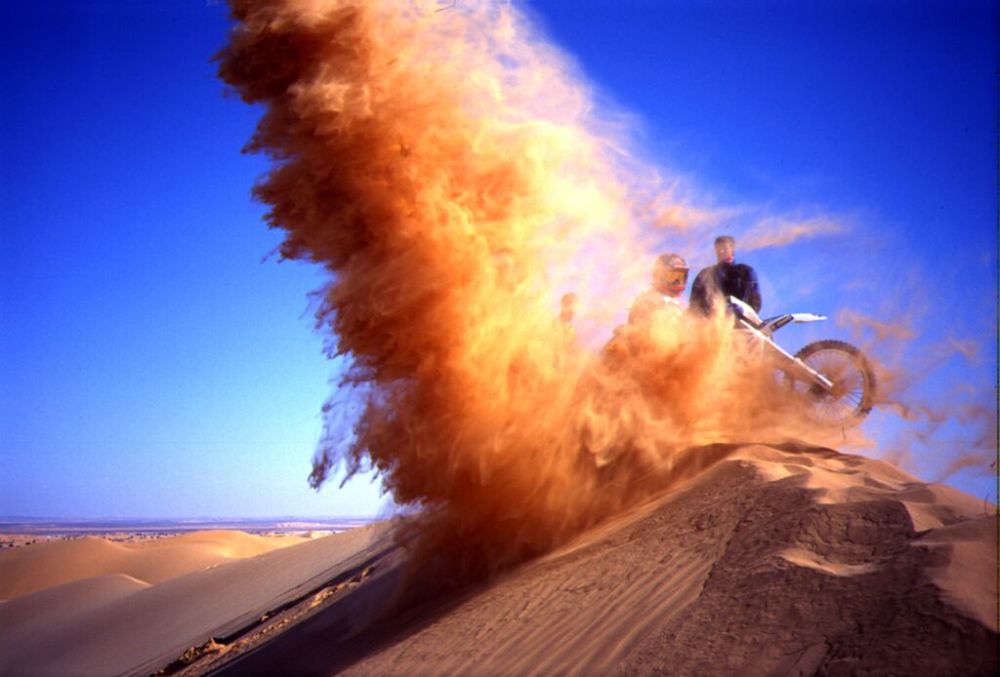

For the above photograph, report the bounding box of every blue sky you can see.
[1,0,996,518]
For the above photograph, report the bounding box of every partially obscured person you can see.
[689,235,761,316]
[560,292,579,325]
[628,253,689,325]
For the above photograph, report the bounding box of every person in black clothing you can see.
[689,235,761,316]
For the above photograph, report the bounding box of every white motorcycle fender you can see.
[790,313,828,323]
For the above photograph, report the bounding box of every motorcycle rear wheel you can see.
[787,340,875,428]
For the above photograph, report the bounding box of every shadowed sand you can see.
[2,445,996,676]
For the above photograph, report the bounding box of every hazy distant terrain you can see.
[0,517,373,536]
[0,518,374,549]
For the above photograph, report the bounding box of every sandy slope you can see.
[3,445,996,676]
[0,525,393,676]
[209,444,997,676]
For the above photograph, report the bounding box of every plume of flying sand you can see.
[837,304,997,492]
[217,0,888,581]
[738,215,846,251]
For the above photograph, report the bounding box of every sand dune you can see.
[0,530,307,600]
[2,445,996,676]
[0,573,150,660]
[0,525,392,676]
[206,444,997,676]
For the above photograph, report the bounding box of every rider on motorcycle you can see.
[689,235,761,316]
[628,253,688,325]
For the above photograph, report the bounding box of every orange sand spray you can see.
[218,0,860,579]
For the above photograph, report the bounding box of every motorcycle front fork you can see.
[734,321,835,392]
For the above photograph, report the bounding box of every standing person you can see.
[689,235,761,316]
[559,291,579,344]
[628,253,689,325]
[560,292,579,325]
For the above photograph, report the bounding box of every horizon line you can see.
[0,515,382,524]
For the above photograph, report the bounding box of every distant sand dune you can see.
[0,530,306,600]
[0,524,391,676]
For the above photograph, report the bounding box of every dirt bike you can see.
[728,296,876,428]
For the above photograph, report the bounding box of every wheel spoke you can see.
[786,342,874,427]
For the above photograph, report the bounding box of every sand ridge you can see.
[208,444,997,676]
[2,445,996,675]
[731,444,998,631]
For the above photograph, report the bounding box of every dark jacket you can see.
[689,262,761,316]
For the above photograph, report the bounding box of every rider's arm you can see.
[628,296,650,324]
[745,266,762,313]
